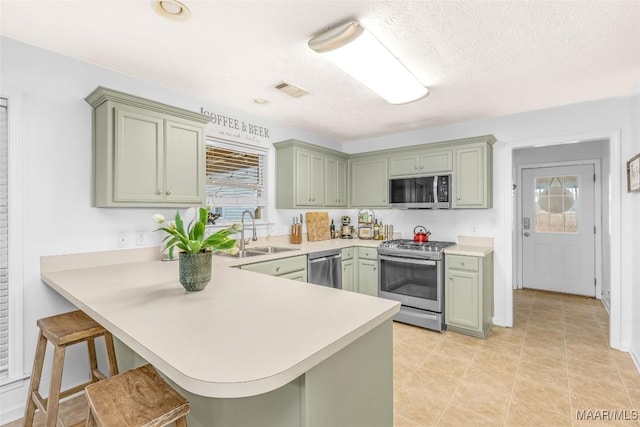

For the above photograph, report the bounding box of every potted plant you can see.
[153,207,241,291]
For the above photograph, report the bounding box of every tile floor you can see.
[393,289,640,426]
[5,289,639,427]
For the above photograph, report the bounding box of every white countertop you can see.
[40,238,399,399]
[444,245,494,257]
[444,235,494,257]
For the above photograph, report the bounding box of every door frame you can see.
[503,130,623,350]
[515,160,602,298]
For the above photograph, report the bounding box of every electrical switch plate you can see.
[136,232,145,246]
[116,232,128,248]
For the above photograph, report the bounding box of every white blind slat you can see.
[205,139,267,223]
[0,98,9,379]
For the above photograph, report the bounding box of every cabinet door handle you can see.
[156,189,163,195]
[449,275,453,279]
[166,190,172,195]
[415,165,418,169]
[420,165,424,169]
[276,266,280,272]
[456,197,461,200]
[460,261,465,266]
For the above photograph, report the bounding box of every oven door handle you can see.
[379,254,437,266]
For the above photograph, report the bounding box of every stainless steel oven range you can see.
[377,239,455,332]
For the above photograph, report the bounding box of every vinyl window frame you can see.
[0,92,25,392]
[205,138,268,226]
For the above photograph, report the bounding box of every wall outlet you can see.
[116,232,128,248]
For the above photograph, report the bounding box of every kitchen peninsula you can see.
[40,243,399,427]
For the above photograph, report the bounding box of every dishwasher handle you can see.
[308,253,342,263]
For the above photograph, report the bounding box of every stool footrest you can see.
[31,391,47,417]
[60,380,95,400]
[92,368,107,381]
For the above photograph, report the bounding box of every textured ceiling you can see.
[1,1,639,142]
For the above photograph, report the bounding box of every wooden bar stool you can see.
[85,364,190,427]
[24,310,119,427]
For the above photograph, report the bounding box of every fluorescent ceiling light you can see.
[308,21,428,105]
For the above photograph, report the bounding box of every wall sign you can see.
[200,108,270,144]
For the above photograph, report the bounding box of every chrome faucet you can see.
[239,210,258,251]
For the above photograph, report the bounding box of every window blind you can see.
[0,98,8,379]
[205,139,267,223]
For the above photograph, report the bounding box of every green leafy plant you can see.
[153,207,240,259]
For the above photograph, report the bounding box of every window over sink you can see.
[205,138,268,224]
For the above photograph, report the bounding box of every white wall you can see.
[630,92,640,371]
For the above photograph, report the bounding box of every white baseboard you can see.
[601,296,610,314]
[630,346,640,374]
[0,404,23,425]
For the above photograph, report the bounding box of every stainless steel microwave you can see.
[389,175,451,209]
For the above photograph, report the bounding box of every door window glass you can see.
[534,175,579,233]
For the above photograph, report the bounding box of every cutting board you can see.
[305,212,331,242]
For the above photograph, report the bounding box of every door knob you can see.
[524,232,530,237]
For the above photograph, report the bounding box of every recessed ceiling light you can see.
[253,98,270,105]
[151,0,191,21]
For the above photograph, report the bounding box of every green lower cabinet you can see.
[445,253,494,338]
[241,255,307,282]
[341,247,356,292]
[342,259,355,292]
[357,260,378,296]
[446,269,480,330]
[356,248,379,297]
[342,247,378,296]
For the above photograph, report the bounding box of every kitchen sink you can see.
[251,246,299,254]
[214,250,265,258]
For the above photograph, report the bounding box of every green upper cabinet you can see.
[275,135,494,210]
[453,138,494,208]
[325,156,348,207]
[389,149,453,177]
[86,87,209,208]
[274,140,347,209]
[350,156,388,208]
[295,148,325,206]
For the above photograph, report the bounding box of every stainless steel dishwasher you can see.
[307,249,342,289]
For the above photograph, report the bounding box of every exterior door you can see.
[522,164,596,296]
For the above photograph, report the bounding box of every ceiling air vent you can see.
[273,81,310,98]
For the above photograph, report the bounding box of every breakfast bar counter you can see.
[40,247,399,427]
